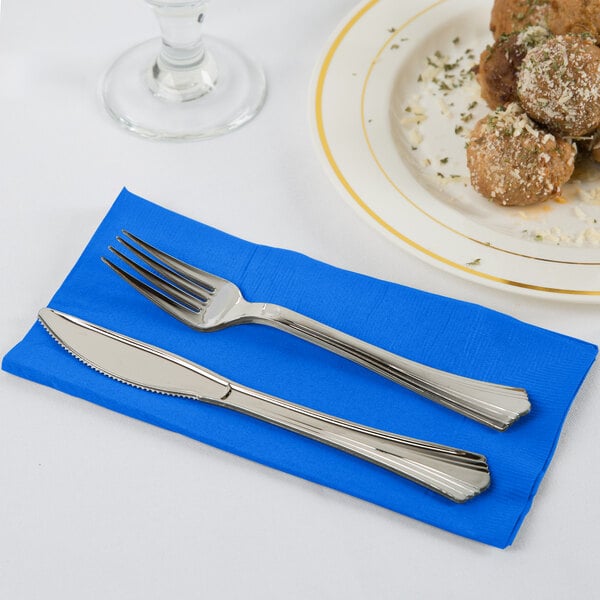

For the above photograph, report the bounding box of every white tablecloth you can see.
[1,1,598,598]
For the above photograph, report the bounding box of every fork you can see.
[102,231,531,431]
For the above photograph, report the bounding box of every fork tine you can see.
[107,247,205,311]
[101,257,201,327]
[122,231,221,293]
[115,236,210,303]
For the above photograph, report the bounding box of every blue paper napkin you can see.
[3,188,597,548]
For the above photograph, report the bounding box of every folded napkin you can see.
[3,188,597,548]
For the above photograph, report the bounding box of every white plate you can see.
[311,0,600,302]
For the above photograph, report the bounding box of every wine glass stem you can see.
[148,1,218,102]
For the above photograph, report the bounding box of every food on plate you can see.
[490,0,600,40]
[477,26,550,109]
[466,3,600,206]
[466,103,576,206]
[490,0,548,38]
[516,34,600,137]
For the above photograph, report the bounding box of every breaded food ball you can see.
[477,26,551,109]
[490,0,600,40]
[517,35,600,137]
[467,103,576,206]
[490,0,550,39]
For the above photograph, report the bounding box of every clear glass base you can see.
[102,36,266,141]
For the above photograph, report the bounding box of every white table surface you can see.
[1,1,599,598]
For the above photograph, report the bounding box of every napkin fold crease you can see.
[3,188,597,548]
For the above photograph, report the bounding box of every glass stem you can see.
[147,1,218,102]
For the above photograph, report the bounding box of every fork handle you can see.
[247,303,531,431]
[222,383,490,502]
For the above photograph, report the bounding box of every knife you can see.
[37,308,491,502]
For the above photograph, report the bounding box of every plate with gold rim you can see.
[310,0,600,302]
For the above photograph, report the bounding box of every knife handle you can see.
[215,383,490,503]
[246,302,530,431]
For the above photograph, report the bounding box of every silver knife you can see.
[38,308,491,502]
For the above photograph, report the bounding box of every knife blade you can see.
[38,308,491,502]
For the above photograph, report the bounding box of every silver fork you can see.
[102,231,531,431]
